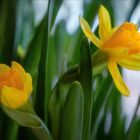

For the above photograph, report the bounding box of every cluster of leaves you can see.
[0,0,140,140]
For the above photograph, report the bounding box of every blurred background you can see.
[19,0,140,129]
[1,0,140,139]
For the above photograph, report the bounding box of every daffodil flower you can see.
[80,5,140,96]
[0,62,32,109]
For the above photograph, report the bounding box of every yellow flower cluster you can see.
[80,5,140,96]
[0,62,32,109]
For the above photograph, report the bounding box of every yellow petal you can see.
[11,62,32,95]
[98,5,111,41]
[103,47,128,57]
[24,73,33,96]
[0,86,28,109]
[110,26,119,36]
[118,54,140,70]
[11,61,26,77]
[11,61,27,86]
[108,59,130,96]
[0,64,10,75]
[103,22,140,50]
[79,16,101,48]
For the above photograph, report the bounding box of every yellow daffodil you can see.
[0,61,32,109]
[80,5,140,96]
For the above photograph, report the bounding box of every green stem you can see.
[6,121,19,140]
[53,50,107,89]
[92,50,107,75]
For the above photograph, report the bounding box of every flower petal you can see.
[0,86,28,109]
[108,59,130,96]
[0,64,10,75]
[24,73,33,96]
[79,16,101,48]
[11,61,27,89]
[98,5,111,41]
[110,26,119,36]
[103,47,128,57]
[103,22,140,50]
[11,61,26,78]
[118,54,140,70]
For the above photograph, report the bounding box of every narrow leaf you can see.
[49,0,63,31]
[60,81,84,140]
[79,38,92,140]
[91,73,113,139]
[23,15,48,105]
[0,0,16,63]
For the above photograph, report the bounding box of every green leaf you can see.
[48,83,70,140]
[23,15,47,105]
[109,88,125,140]
[126,96,140,139]
[3,119,19,140]
[0,108,19,140]
[56,66,80,85]
[126,118,140,140]
[34,14,48,120]
[35,0,53,122]
[53,21,68,75]
[60,81,84,140]
[48,67,79,140]
[2,101,53,140]
[79,38,92,140]
[3,108,40,127]
[83,0,101,25]
[72,0,101,65]
[23,16,47,75]
[91,73,113,139]
[0,0,16,63]
[48,0,63,31]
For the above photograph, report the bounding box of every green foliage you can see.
[0,0,140,140]
[3,101,53,140]
[79,38,92,140]
[60,81,84,140]
[0,0,16,63]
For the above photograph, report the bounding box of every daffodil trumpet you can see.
[80,5,140,96]
[0,61,32,109]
